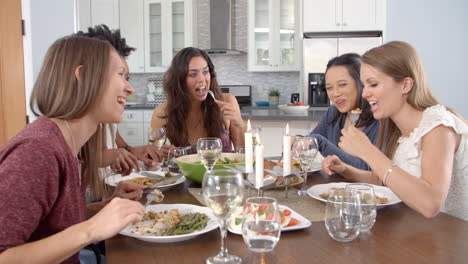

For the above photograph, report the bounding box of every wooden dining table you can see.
[106,170,468,263]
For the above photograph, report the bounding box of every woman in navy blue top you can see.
[309,53,379,170]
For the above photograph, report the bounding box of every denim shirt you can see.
[309,106,380,171]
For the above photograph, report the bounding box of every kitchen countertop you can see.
[124,104,328,121]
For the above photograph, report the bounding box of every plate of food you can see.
[228,204,311,234]
[104,170,186,189]
[307,182,402,208]
[119,204,218,243]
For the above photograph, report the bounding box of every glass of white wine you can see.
[197,137,222,175]
[148,127,167,149]
[203,169,244,264]
[292,136,319,196]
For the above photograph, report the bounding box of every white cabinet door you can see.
[91,0,120,29]
[76,0,119,33]
[303,0,385,32]
[144,0,193,72]
[303,0,339,32]
[121,110,144,123]
[342,0,383,31]
[117,123,144,146]
[248,0,301,72]
[120,0,145,73]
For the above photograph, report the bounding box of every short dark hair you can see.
[76,24,135,58]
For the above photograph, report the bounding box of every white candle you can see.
[255,137,264,189]
[245,120,253,173]
[283,123,291,176]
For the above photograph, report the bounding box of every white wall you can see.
[22,0,75,119]
[385,0,468,117]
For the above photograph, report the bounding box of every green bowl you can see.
[176,153,245,184]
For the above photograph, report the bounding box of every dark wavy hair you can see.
[76,24,135,58]
[325,53,374,128]
[162,47,224,146]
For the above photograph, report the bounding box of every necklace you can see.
[64,119,77,155]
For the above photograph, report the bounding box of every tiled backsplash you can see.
[128,0,301,106]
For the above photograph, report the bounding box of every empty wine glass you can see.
[203,169,244,264]
[242,197,281,253]
[167,147,187,173]
[292,136,319,196]
[197,137,222,175]
[324,188,362,242]
[148,127,166,149]
[346,183,377,232]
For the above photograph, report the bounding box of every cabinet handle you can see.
[336,22,341,26]
[343,22,347,26]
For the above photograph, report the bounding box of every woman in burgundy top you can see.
[0,35,145,263]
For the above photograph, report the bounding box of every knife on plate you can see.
[148,174,183,188]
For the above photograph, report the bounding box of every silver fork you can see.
[207,89,216,100]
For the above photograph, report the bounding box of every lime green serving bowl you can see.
[176,153,245,184]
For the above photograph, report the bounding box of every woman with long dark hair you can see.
[151,47,245,152]
[309,53,379,170]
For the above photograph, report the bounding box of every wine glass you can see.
[148,127,167,149]
[324,188,362,242]
[242,197,281,253]
[292,136,319,196]
[346,183,377,232]
[167,147,187,173]
[203,169,244,264]
[197,137,222,175]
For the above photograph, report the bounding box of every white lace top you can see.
[393,105,468,221]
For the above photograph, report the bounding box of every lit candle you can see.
[245,120,253,173]
[255,134,264,189]
[283,123,291,176]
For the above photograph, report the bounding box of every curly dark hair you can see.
[162,47,225,147]
[76,24,135,58]
[325,53,374,128]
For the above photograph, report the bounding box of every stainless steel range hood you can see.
[206,0,244,55]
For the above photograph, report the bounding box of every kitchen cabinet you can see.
[303,0,386,32]
[144,0,193,72]
[76,0,120,32]
[248,0,301,72]
[76,0,193,73]
[118,110,154,146]
[120,0,145,72]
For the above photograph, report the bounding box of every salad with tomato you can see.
[229,205,299,232]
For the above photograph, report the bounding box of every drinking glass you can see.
[242,197,281,253]
[167,147,187,173]
[292,136,319,196]
[203,169,244,264]
[346,183,377,232]
[324,188,362,242]
[148,127,166,149]
[197,137,222,175]
[251,125,262,146]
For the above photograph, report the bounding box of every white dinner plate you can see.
[119,204,218,243]
[104,170,186,189]
[228,205,312,235]
[307,182,402,208]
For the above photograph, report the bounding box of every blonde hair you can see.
[30,35,112,199]
[362,41,440,158]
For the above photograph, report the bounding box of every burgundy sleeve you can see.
[0,139,60,253]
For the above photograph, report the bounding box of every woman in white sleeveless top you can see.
[322,41,468,221]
